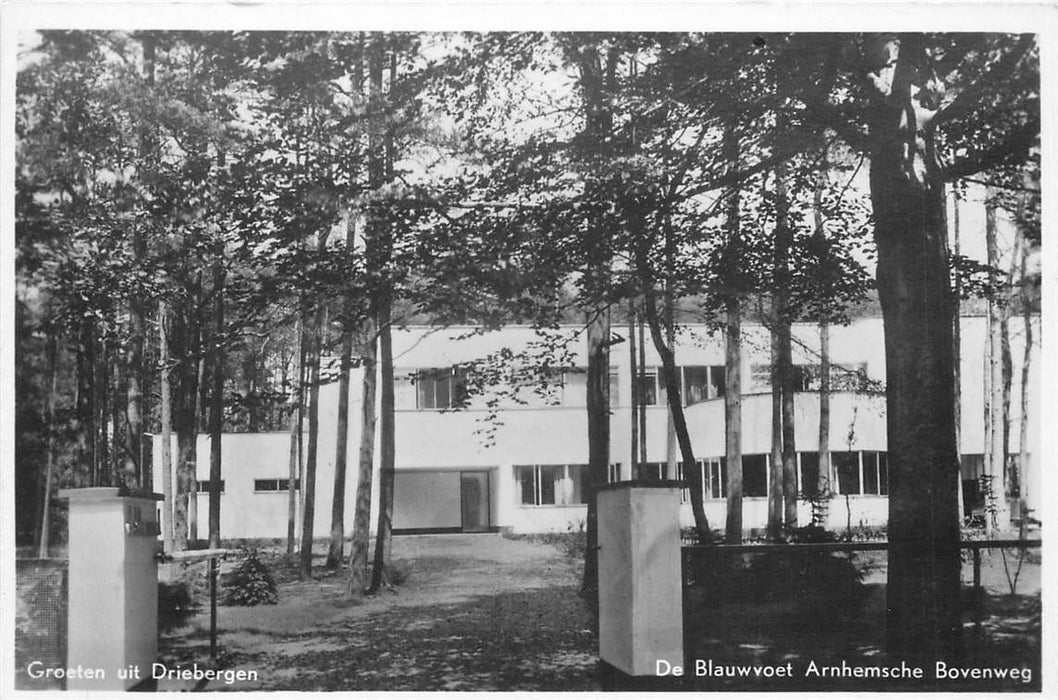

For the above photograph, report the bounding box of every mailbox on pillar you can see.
[59,487,162,691]
[597,481,684,676]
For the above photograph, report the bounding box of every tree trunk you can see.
[189,356,204,544]
[724,298,743,543]
[768,326,783,538]
[348,322,377,596]
[327,319,354,569]
[328,29,365,567]
[207,264,225,549]
[780,330,797,528]
[299,302,326,579]
[637,311,648,468]
[722,127,744,544]
[868,34,961,662]
[368,302,396,593]
[287,316,304,557]
[582,303,610,598]
[573,42,618,601]
[171,309,201,552]
[159,301,175,553]
[983,194,1008,532]
[628,302,639,476]
[951,192,965,522]
[818,322,831,512]
[1017,236,1032,511]
[642,286,710,541]
[38,329,58,558]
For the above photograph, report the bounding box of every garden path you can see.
[157,534,601,691]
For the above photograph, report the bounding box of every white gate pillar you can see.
[597,482,684,676]
[60,487,161,690]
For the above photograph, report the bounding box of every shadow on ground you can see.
[682,585,1041,692]
[161,583,599,691]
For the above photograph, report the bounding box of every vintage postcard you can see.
[2,0,1054,696]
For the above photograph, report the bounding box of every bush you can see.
[747,548,867,612]
[222,550,278,606]
[158,581,199,632]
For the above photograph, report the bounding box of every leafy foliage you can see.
[223,550,279,606]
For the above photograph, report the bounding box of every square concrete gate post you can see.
[597,482,683,676]
[59,487,162,690]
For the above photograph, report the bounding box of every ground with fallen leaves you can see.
[157,534,600,691]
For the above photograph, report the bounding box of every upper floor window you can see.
[633,365,725,407]
[416,367,468,410]
[751,362,870,393]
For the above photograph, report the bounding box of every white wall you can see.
[151,316,1040,538]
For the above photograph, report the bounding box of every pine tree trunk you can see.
[582,303,610,598]
[327,323,354,569]
[38,329,58,558]
[172,311,201,552]
[722,127,743,544]
[724,299,743,543]
[983,194,1008,531]
[368,303,395,593]
[818,322,831,509]
[348,322,377,596]
[628,303,639,476]
[207,264,225,549]
[287,316,304,557]
[299,302,326,579]
[1017,240,1032,511]
[768,324,783,538]
[189,356,204,544]
[159,301,175,553]
[951,193,965,522]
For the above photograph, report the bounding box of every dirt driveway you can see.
[158,534,600,691]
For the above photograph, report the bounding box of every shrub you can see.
[747,548,867,613]
[222,550,278,606]
[158,581,199,632]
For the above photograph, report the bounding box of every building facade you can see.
[152,315,1041,539]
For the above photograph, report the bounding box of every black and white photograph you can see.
[3,1,1052,695]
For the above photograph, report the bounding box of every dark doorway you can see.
[460,471,490,532]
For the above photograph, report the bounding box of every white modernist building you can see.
[152,314,1041,539]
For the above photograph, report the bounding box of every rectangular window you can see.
[416,367,468,410]
[675,462,689,503]
[517,465,589,506]
[636,369,659,406]
[254,478,299,492]
[862,452,888,495]
[567,464,590,504]
[878,453,888,496]
[800,452,820,498]
[560,368,620,406]
[608,462,621,483]
[634,462,665,481]
[863,452,879,494]
[743,455,768,497]
[195,480,225,493]
[683,366,710,405]
[709,366,726,399]
[700,458,726,499]
[834,452,861,495]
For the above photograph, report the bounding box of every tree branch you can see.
[932,34,1037,128]
[939,116,1039,182]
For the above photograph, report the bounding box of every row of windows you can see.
[189,479,302,494]
[633,451,888,499]
[409,364,727,410]
[517,452,887,509]
[749,363,871,394]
